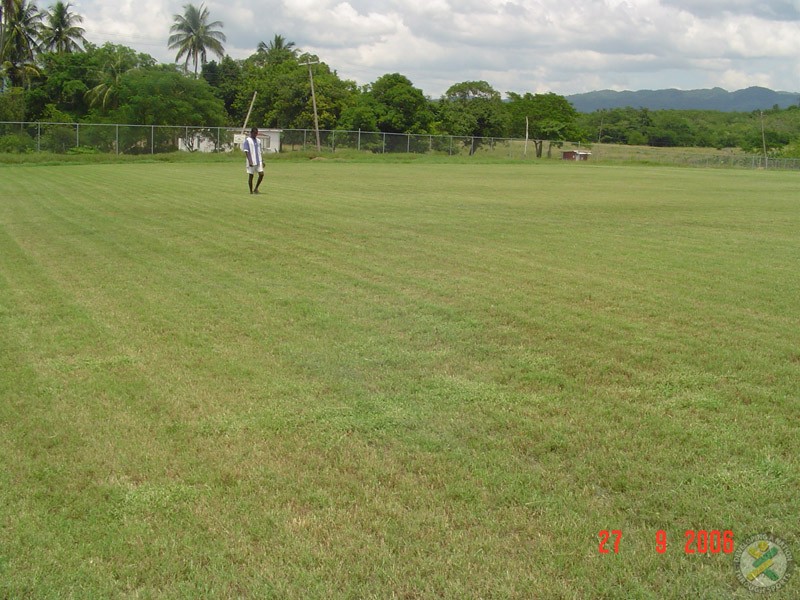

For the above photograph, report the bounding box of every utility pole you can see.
[301,58,322,152]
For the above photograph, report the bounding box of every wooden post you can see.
[524,117,529,157]
[242,91,257,134]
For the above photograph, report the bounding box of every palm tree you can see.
[168,2,225,76]
[257,34,296,55]
[0,0,20,87]
[39,1,85,53]
[1,0,21,62]
[1,0,21,44]
[1,0,18,22]
[1,0,42,87]
[1,0,19,46]
[85,45,134,110]
[256,34,297,64]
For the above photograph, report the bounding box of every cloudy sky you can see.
[71,0,800,97]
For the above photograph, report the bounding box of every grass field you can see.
[1,158,798,598]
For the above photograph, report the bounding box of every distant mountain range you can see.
[565,86,800,113]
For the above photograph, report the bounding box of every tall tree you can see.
[39,1,85,53]
[201,54,242,121]
[1,0,21,57]
[1,0,42,87]
[368,73,433,134]
[337,87,379,132]
[86,43,154,111]
[506,91,580,156]
[234,51,355,130]
[110,65,227,129]
[1,0,20,27]
[439,81,508,152]
[1,0,20,59]
[26,46,94,118]
[256,34,297,63]
[168,2,225,76]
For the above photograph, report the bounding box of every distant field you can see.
[1,160,798,598]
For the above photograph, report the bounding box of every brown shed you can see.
[562,150,591,161]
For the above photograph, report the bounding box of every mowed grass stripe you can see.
[1,161,799,598]
[0,163,552,596]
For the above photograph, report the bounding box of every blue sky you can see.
[71,0,800,97]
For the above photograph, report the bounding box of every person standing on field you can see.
[243,127,264,194]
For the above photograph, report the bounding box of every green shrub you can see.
[67,146,101,155]
[776,139,800,158]
[0,132,35,153]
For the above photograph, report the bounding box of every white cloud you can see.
[663,0,800,20]
[714,68,775,90]
[68,0,800,96]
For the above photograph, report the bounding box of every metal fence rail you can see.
[0,122,235,154]
[281,129,522,156]
[2,121,798,170]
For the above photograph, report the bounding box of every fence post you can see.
[116,124,119,155]
[151,126,154,154]
[37,122,41,152]
[382,133,386,154]
[332,130,335,153]
[76,123,79,150]
[407,134,411,153]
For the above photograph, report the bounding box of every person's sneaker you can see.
[253,189,261,194]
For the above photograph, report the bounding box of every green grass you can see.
[1,159,798,598]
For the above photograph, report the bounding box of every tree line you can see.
[2,1,798,157]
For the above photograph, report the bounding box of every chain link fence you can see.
[0,122,235,154]
[2,121,798,170]
[281,128,586,159]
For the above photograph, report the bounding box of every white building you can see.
[178,128,282,153]
[232,129,282,153]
